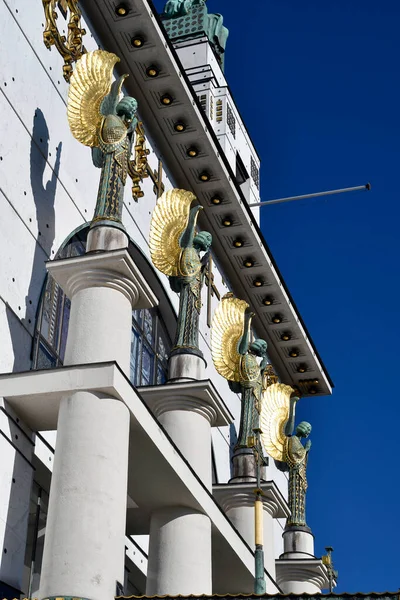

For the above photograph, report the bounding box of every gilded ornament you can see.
[67,50,139,229]
[42,0,86,82]
[128,121,150,201]
[149,189,212,357]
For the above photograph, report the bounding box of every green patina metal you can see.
[169,212,212,358]
[229,320,268,449]
[277,398,312,529]
[161,1,229,69]
[91,94,138,231]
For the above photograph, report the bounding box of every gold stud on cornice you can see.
[146,65,159,77]
[211,195,222,205]
[297,364,307,373]
[263,295,273,306]
[253,278,263,287]
[174,121,186,132]
[243,258,254,268]
[289,349,299,358]
[281,331,291,341]
[115,3,129,16]
[222,216,233,226]
[272,314,282,324]
[161,93,173,105]
[199,171,211,182]
[131,35,144,47]
[187,146,199,157]
[233,238,244,247]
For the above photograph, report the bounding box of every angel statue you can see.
[67,50,138,231]
[149,188,212,357]
[260,382,312,529]
[211,294,268,450]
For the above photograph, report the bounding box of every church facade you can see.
[0,1,334,599]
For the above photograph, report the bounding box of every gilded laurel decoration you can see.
[149,188,197,277]
[42,0,86,82]
[67,50,120,147]
[128,121,150,201]
[260,382,294,462]
[211,293,249,383]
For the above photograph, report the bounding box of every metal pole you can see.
[253,428,266,595]
[248,183,371,208]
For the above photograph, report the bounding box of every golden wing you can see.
[260,382,294,461]
[211,293,249,382]
[149,188,196,277]
[67,50,120,147]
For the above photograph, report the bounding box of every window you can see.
[226,104,236,138]
[32,225,173,386]
[250,156,260,190]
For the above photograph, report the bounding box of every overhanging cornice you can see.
[79,0,333,397]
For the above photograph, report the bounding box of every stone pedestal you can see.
[140,379,232,595]
[38,250,157,600]
[276,525,330,593]
[213,481,289,592]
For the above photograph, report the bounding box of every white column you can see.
[276,528,330,593]
[213,482,289,592]
[146,507,212,596]
[140,380,232,596]
[39,250,157,600]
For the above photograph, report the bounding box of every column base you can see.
[168,351,207,382]
[86,224,128,252]
[229,447,257,482]
[282,525,315,558]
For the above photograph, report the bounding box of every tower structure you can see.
[0,1,334,599]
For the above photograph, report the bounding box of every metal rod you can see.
[248,183,371,208]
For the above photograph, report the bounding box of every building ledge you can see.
[0,362,279,594]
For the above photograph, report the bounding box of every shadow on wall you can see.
[229,422,238,479]
[6,108,61,372]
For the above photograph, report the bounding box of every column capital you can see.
[276,558,330,591]
[213,481,290,518]
[139,379,233,427]
[46,249,158,309]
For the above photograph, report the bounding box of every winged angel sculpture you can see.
[149,189,212,357]
[211,294,268,449]
[260,382,312,528]
[67,50,138,229]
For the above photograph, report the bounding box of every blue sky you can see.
[154,0,400,592]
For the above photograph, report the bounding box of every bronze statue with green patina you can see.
[211,296,268,449]
[149,189,212,358]
[67,50,138,231]
[162,0,229,61]
[261,384,312,529]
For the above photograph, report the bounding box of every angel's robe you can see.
[284,435,309,527]
[91,114,134,228]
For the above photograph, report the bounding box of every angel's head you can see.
[116,96,138,124]
[249,338,268,357]
[193,231,212,252]
[296,421,312,438]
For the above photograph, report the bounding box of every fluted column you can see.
[39,249,157,600]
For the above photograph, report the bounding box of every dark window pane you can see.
[157,362,167,385]
[132,308,143,327]
[143,309,154,344]
[59,297,71,362]
[130,328,141,386]
[36,342,57,370]
[141,342,155,385]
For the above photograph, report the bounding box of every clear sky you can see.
[153,0,400,592]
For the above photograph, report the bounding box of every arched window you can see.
[32,225,174,385]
